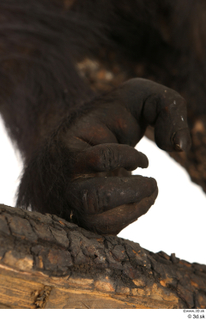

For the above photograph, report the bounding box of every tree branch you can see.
[0,204,205,309]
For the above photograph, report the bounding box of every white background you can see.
[0,116,205,264]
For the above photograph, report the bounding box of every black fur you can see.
[0,0,204,233]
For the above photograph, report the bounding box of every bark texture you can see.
[0,204,206,309]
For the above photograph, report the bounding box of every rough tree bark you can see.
[0,204,206,309]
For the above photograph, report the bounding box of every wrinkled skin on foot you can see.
[17,78,191,235]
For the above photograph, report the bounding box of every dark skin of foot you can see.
[18,78,191,235]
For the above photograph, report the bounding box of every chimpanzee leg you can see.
[0,1,191,235]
